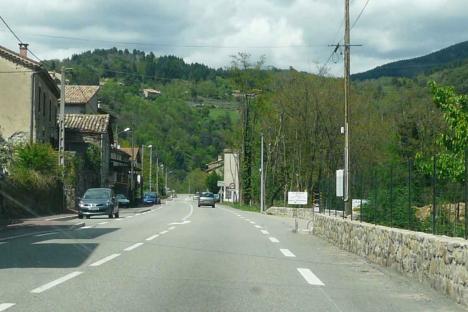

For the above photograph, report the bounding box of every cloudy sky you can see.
[0,0,467,76]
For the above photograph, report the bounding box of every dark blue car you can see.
[143,192,161,205]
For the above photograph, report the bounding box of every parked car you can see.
[198,192,215,208]
[214,194,220,203]
[116,194,130,208]
[78,188,119,219]
[143,192,161,205]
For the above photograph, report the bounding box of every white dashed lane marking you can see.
[146,234,159,241]
[255,225,262,228]
[90,253,121,267]
[260,230,270,235]
[124,243,144,251]
[280,249,296,257]
[31,271,83,293]
[297,268,324,286]
[160,230,168,235]
[269,237,279,243]
[0,303,15,311]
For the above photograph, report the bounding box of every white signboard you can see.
[288,192,308,205]
[217,181,224,187]
[336,169,344,197]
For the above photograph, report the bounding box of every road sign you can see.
[336,169,344,197]
[217,181,224,187]
[288,192,308,205]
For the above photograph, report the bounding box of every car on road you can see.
[78,188,119,219]
[116,194,130,208]
[198,192,215,208]
[143,192,161,205]
[214,193,220,203]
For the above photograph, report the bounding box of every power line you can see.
[351,0,371,30]
[21,32,331,49]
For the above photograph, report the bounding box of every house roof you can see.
[119,147,140,161]
[65,85,100,104]
[0,44,60,97]
[64,114,110,134]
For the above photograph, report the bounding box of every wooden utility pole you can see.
[344,0,351,216]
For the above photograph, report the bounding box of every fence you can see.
[317,152,468,239]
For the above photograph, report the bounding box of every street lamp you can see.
[147,145,153,192]
[115,127,131,148]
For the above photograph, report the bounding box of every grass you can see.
[223,202,260,213]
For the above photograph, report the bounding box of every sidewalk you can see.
[0,213,84,241]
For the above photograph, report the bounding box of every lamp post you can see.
[115,127,130,148]
[148,145,153,192]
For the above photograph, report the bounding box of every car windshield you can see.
[83,189,110,200]
[116,194,126,199]
[201,192,214,198]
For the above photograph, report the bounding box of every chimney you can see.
[19,43,29,58]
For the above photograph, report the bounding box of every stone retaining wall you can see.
[266,207,468,307]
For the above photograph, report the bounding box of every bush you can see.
[8,144,59,189]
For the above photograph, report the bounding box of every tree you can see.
[206,172,221,193]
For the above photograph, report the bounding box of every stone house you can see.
[0,43,60,145]
[223,149,240,203]
[142,88,161,99]
[64,114,114,196]
[65,85,100,114]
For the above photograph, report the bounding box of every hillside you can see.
[352,40,468,80]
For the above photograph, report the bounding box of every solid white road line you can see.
[169,220,191,225]
[280,249,296,257]
[182,204,194,221]
[160,230,168,235]
[97,222,108,225]
[255,225,262,228]
[79,226,93,230]
[146,234,159,241]
[35,232,57,237]
[124,242,144,251]
[31,271,83,293]
[0,303,15,311]
[168,226,176,230]
[297,268,324,286]
[260,230,270,235]
[90,253,121,267]
[269,237,280,243]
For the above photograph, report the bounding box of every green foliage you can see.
[8,144,59,189]
[84,145,101,172]
[186,169,207,193]
[416,82,467,182]
[206,172,221,193]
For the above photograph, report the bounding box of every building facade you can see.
[223,149,240,203]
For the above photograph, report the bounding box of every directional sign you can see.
[217,181,224,187]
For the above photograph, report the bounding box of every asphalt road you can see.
[0,196,465,312]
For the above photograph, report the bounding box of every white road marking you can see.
[127,216,133,218]
[245,219,251,222]
[160,230,168,235]
[280,249,296,257]
[116,218,123,221]
[260,230,270,235]
[255,225,262,228]
[297,268,324,286]
[136,213,141,216]
[250,221,256,224]
[168,226,176,230]
[269,237,280,243]
[169,220,191,225]
[182,204,194,221]
[79,226,93,230]
[124,242,143,251]
[45,215,73,221]
[35,232,57,237]
[146,234,159,241]
[31,271,83,293]
[97,222,108,225]
[0,303,15,311]
[90,253,120,267]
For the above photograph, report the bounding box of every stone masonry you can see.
[266,207,468,307]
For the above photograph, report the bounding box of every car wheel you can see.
[86,215,91,219]
[108,213,113,218]
[78,214,83,219]
[198,204,201,207]
[114,212,119,218]
[212,205,215,208]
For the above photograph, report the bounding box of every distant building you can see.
[142,88,161,99]
[223,149,240,203]
[65,85,100,114]
[119,147,142,202]
[0,43,60,145]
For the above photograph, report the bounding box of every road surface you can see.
[0,196,464,311]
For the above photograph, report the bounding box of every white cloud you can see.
[0,0,466,75]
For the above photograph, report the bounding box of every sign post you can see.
[287,192,308,205]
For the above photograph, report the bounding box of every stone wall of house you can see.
[266,207,468,307]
